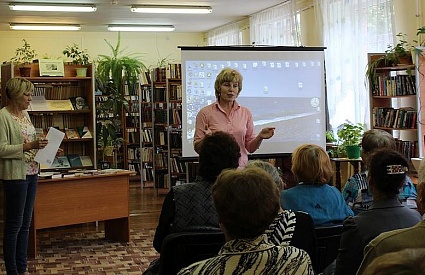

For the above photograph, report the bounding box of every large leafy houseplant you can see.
[95,32,147,165]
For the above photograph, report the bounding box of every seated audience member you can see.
[356,159,425,274]
[178,167,315,275]
[333,149,421,275]
[361,248,425,275]
[246,160,316,260]
[144,131,240,274]
[343,129,417,214]
[281,144,354,225]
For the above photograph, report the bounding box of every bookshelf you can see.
[140,83,154,187]
[368,53,418,160]
[123,82,142,178]
[140,65,184,189]
[1,62,96,170]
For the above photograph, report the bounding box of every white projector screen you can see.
[179,46,327,159]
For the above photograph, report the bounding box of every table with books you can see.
[28,169,135,258]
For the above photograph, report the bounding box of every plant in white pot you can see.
[337,121,365,159]
[62,44,91,77]
[11,39,37,77]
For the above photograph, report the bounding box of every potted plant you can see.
[63,44,91,77]
[95,32,147,168]
[337,121,364,159]
[11,39,37,77]
[366,33,415,89]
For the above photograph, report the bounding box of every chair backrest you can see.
[314,223,344,274]
[159,231,226,275]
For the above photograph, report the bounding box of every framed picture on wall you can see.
[39,59,64,76]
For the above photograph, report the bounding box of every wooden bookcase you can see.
[1,62,96,170]
[368,53,418,160]
[140,65,184,189]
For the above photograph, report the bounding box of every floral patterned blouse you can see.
[11,114,38,175]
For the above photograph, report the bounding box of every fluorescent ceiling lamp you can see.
[10,23,81,31]
[108,25,175,32]
[9,3,97,12]
[131,5,212,14]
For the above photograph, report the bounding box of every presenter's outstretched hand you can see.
[259,127,275,139]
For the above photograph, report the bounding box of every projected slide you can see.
[181,47,326,158]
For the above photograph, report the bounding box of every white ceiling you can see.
[0,0,285,32]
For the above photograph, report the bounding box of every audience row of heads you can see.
[202,130,412,240]
[201,130,410,195]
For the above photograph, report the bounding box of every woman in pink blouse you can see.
[194,68,275,167]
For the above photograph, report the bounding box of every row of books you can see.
[33,82,83,100]
[142,163,154,182]
[41,154,93,169]
[372,74,416,97]
[141,106,152,123]
[123,82,141,96]
[153,87,167,102]
[154,150,168,169]
[169,84,182,101]
[141,128,153,143]
[141,86,152,102]
[141,147,154,162]
[128,161,141,175]
[396,140,418,159]
[372,107,417,129]
[170,156,186,174]
[127,147,140,160]
[126,128,140,144]
[166,64,182,80]
[126,113,140,128]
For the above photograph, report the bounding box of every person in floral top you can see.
[0,77,49,275]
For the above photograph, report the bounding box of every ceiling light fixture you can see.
[9,3,97,12]
[10,23,81,31]
[108,24,175,32]
[131,5,212,14]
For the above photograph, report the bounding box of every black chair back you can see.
[159,230,226,275]
[314,223,344,274]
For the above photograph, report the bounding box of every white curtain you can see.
[207,22,242,46]
[315,0,394,131]
[249,0,301,46]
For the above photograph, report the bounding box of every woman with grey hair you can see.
[246,159,316,263]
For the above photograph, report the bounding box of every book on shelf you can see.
[70,96,89,110]
[79,156,93,167]
[51,156,71,168]
[77,126,92,138]
[67,154,83,167]
[46,100,74,111]
[29,96,48,111]
[65,128,80,139]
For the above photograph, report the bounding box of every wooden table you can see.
[330,158,363,191]
[29,171,133,258]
